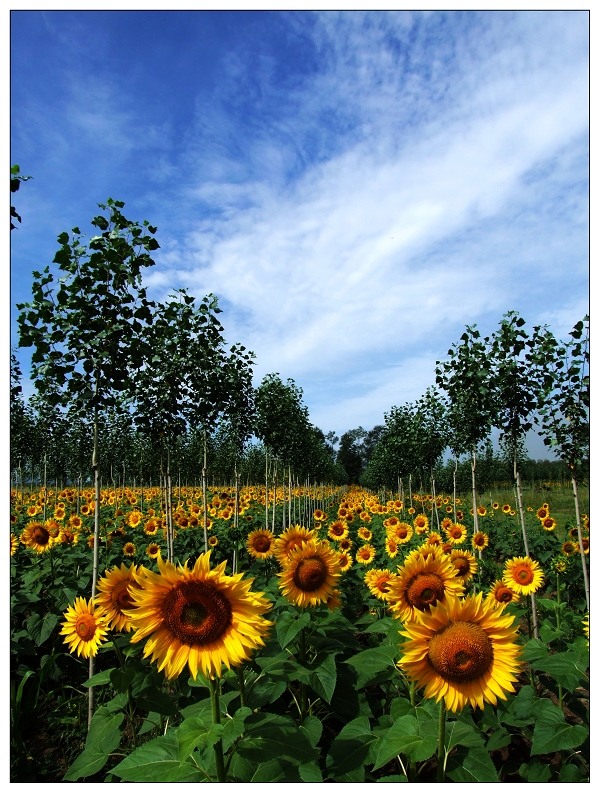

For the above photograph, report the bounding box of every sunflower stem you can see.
[437,701,446,783]
[209,677,226,782]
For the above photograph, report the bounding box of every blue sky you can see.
[9,9,589,457]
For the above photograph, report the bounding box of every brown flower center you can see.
[32,524,51,545]
[406,573,445,610]
[428,621,494,682]
[293,557,328,592]
[112,579,135,612]
[495,586,514,603]
[254,535,271,553]
[163,581,232,646]
[452,557,470,577]
[514,565,534,584]
[76,613,98,641]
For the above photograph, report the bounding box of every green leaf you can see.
[326,716,376,782]
[26,611,59,646]
[176,717,223,761]
[83,668,116,688]
[518,760,552,782]
[530,705,588,755]
[372,715,426,771]
[446,746,499,782]
[110,733,206,782]
[237,713,317,764]
[299,760,323,782]
[275,608,311,649]
[63,708,124,781]
[222,706,252,752]
[308,651,337,703]
[344,644,397,689]
[530,650,589,692]
[445,717,485,751]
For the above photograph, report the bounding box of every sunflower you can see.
[575,537,590,555]
[398,592,522,713]
[144,518,159,536]
[358,526,373,542]
[501,504,511,515]
[385,537,399,559]
[278,540,340,607]
[60,597,110,659]
[449,549,478,583]
[413,514,429,534]
[69,515,83,530]
[486,579,520,608]
[123,542,136,557]
[125,551,272,680]
[146,543,161,560]
[338,536,353,552]
[21,521,53,553]
[313,509,327,524]
[365,568,398,601]
[426,532,443,546]
[384,515,401,530]
[96,563,143,632]
[246,529,275,560]
[208,535,219,548]
[390,522,413,544]
[327,520,349,542]
[503,556,545,596]
[440,517,453,531]
[387,546,464,622]
[10,534,18,556]
[536,506,550,520]
[541,516,557,532]
[445,522,467,545]
[326,590,342,611]
[273,525,316,564]
[337,550,354,573]
[476,506,487,517]
[127,510,143,529]
[27,504,41,517]
[356,544,376,565]
[59,527,80,545]
[471,532,489,552]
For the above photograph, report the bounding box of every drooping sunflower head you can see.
[96,563,143,632]
[273,525,316,564]
[387,546,464,622]
[503,556,545,596]
[10,534,19,556]
[246,528,275,560]
[126,551,272,680]
[60,597,110,659]
[398,592,522,713]
[385,537,399,559]
[278,540,340,608]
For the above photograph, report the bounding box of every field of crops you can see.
[10,481,589,783]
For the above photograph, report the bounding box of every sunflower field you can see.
[11,196,589,782]
[10,482,589,783]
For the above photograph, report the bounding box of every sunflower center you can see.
[76,613,97,641]
[33,525,50,545]
[428,621,494,682]
[452,557,470,577]
[254,536,271,552]
[515,565,534,584]
[293,557,328,592]
[163,581,232,646]
[495,586,514,603]
[112,580,135,612]
[406,573,445,610]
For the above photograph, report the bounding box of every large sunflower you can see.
[503,556,545,596]
[126,551,272,680]
[246,528,275,560]
[278,540,340,607]
[96,563,143,632]
[387,546,464,622]
[21,521,53,553]
[60,597,110,659]
[398,592,522,713]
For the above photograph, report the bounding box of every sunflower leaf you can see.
[110,733,207,781]
[63,707,124,781]
[236,712,318,764]
[325,716,377,781]
[446,746,500,782]
[530,650,589,692]
[344,644,398,689]
[307,652,337,703]
[275,609,311,649]
[530,704,589,755]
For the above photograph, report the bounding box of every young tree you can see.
[17,198,159,724]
